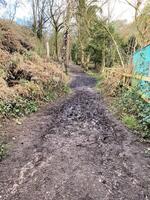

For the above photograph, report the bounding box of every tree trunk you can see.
[32,0,37,33]
[102,24,125,68]
[46,41,50,58]
[81,48,84,68]
[37,18,43,40]
[55,29,59,61]
[64,30,70,74]
[64,0,72,74]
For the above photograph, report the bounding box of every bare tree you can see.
[48,0,64,60]
[3,0,22,23]
[10,0,21,23]
[31,0,49,39]
[99,0,125,68]
[63,0,77,73]
[32,0,38,33]
[124,0,145,46]
[0,0,6,6]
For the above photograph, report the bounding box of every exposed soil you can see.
[5,62,33,87]
[0,65,150,200]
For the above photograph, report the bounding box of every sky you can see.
[0,0,146,24]
[102,0,135,22]
[0,0,32,23]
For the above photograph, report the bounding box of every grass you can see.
[122,114,139,130]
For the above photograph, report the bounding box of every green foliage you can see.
[44,91,56,101]
[137,2,150,45]
[62,84,71,94]
[122,115,139,129]
[71,43,80,64]
[115,87,150,138]
[72,15,126,70]
[75,0,99,68]
[0,81,70,118]
[0,98,38,118]
[73,0,129,69]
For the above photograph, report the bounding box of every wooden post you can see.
[46,41,50,58]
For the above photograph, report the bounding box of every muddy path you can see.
[0,65,150,200]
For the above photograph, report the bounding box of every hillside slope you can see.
[0,20,67,118]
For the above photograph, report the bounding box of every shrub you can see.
[0,98,38,118]
[0,81,70,118]
[114,87,150,138]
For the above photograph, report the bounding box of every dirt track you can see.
[0,65,150,200]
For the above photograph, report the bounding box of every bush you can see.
[0,81,70,118]
[0,98,38,118]
[114,87,150,138]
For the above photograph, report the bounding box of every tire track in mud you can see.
[0,65,150,200]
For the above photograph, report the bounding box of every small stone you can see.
[15,119,22,125]
[102,180,106,184]
[99,178,102,183]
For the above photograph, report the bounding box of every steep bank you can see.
[0,20,68,118]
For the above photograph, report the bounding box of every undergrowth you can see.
[0,98,38,117]
[122,115,139,130]
[0,83,70,118]
[114,87,150,138]
[97,71,150,139]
